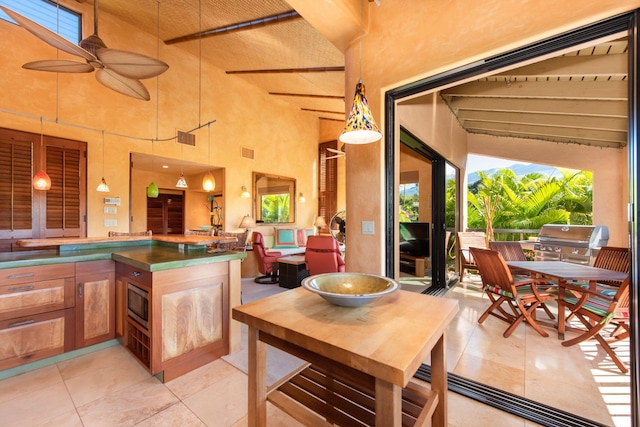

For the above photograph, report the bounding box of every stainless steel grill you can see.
[534,224,609,265]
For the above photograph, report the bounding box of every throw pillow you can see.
[297,228,315,247]
[273,227,298,248]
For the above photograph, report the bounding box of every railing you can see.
[466,228,540,242]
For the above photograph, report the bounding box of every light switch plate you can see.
[104,219,117,227]
[104,206,117,214]
[362,221,375,235]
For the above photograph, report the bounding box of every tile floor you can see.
[0,276,630,427]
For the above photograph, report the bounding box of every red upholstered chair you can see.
[304,236,345,276]
[252,232,282,284]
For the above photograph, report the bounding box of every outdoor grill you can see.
[534,224,609,265]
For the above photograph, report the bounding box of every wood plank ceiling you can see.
[80,1,627,149]
[440,38,628,149]
[86,0,346,123]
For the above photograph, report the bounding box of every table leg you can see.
[557,281,566,340]
[430,334,447,427]
[248,326,267,426]
[375,378,401,426]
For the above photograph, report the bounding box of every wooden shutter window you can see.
[0,138,33,234]
[318,141,338,228]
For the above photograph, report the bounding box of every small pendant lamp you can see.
[96,131,110,192]
[202,123,215,192]
[338,0,382,145]
[33,118,51,191]
[147,140,159,198]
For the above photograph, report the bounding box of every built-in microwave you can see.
[127,283,149,329]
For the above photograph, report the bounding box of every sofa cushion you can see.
[297,228,315,247]
[273,227,298,248]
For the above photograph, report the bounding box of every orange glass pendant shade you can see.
[33,170,51,190]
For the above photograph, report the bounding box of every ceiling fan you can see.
[0,1,169,100]
[326,145,345,160]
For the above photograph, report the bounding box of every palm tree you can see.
[467,168,592,239]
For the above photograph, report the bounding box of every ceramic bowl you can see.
[199,225,213,231]
[301,272,399,307]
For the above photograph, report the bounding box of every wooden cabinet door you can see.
[0,308,74,370]
[75,260,115,349]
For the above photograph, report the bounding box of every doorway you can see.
[384,11,638,426]
[146,191,184,235]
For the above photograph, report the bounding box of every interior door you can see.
[146,192,184,235]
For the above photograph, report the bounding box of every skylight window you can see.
[0,0,81,44]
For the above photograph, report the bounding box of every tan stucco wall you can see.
[0,1,320,238]
[343,0,639,274]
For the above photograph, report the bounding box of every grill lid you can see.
[537,224,609,248]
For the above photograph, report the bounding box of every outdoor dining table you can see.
[232,287,459,427]
[505,261,628,339]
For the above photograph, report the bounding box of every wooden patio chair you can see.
[560,276,630,373]
[489,241,530,276]
[457,231,489,280]
[470,247,555,338]
[591,246,629,287]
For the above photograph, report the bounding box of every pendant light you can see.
[148,2,161,199]
[96,131,110,192]
[147,140,159,198]
[339,0,382,145]
[175,140,188,188]
[33,117,51,191]
[202,123,216,192]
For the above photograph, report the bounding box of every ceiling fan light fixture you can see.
[339,81,381,144]
[33,170,51,191]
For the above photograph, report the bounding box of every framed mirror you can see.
[253,172,296,223]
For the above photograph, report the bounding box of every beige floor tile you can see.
[63,351,152,407]
[0,364,63,404]
[182,369,248,427]
[453,352,525,396]
[33,409,84,427]
[134,402,206,427]
[0,375,76,427]
[165,358,239,400]
[231,402,305,427]
[77,376,179,427]
[57,345,137,381]
[447,392,528,427]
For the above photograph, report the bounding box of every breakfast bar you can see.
[233,287,458,426]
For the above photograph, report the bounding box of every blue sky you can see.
[467,154,528,173]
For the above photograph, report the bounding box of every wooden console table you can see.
[400,253,430,276]
[233,287,458,426]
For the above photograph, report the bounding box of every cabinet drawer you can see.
[0,308,75,370]
[0,264,75,286]
[0,277,75,321]
[120,264,152,286]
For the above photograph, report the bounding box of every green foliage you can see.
[260,194,290,222]
[458,168,592,236]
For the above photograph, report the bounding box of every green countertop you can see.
[0,240,246,271]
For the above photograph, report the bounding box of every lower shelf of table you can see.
[268,364,438,427]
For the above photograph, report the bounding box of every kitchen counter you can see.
[1,236,244,270]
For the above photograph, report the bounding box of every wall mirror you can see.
[253,172,296,223]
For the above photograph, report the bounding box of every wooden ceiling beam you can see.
[446,96,627,117]
[457,110,627,131]
[165,11,302,45]
[442,80,627,100]
[464,121,626,143]
[227,67,344,75]
[490,54,627,79]
[466,128,624,148]
[270,92,345,99]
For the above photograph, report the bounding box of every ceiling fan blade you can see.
[0,6,95,62]
[325,155,343,160]
[326,148,342,154]
[97,48,169,80]
[23,59,95,73]
[95,68,150,100]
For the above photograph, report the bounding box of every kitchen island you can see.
[0,236,244,381]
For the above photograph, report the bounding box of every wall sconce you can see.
[240,186,250,198]
[299,192,306,203]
